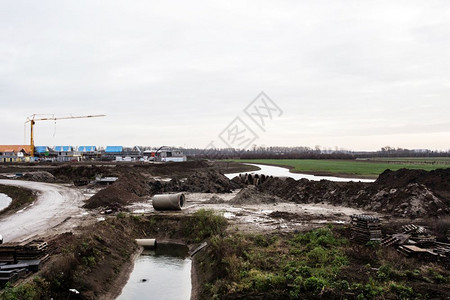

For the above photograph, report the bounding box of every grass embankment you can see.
[230,158,450,178]
[200,226,450,299]
[0,185,36,215]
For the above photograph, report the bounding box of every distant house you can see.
[54,146,80,162]
[0,145,32,162]
[105,146,123,154]
[78,146,99,160]
[35,146,50,157]
[102,146,123,161]
[78,146,97,153]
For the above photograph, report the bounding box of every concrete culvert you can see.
[152,193,185,211]
[135,239,157,248]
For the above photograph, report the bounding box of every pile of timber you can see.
[16,240,48,261]
[350,215,382,244]
[381,224,450,266]
[381,233,410,247]
[0,240,49,286]
[0,240,48,262]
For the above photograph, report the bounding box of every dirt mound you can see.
[182,169,239,193]
[83,172,149,209]
[376,168,450,204]
[229,186,283,205]
[22,171,55,182]
[204,195,225,204]
[376,168,450,190]
[50,165,115,182]
[149,169,240,194]
[132,160,213,177]
[258,169,450,218]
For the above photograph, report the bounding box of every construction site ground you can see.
[0,160,448,299]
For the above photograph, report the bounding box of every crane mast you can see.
[24,114,105,157]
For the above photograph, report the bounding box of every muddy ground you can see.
[0,161,449,299]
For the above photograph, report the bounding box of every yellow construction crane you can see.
[25,114,106,157]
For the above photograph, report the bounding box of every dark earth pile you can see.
[50,165,116,182]
[204,195,225,204]
[229,186,283,205]
[22,171,55,182]
[83,171,149,209]
[131,160,213,177]
[149,169,240,194]
[258,168,450,218]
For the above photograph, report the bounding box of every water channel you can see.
[225,163,375,182]
[117,243,191,300]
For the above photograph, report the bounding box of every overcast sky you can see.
[1,1,449,151]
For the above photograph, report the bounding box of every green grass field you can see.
[230,158,450,178]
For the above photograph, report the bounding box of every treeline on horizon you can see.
[177,146,450,160]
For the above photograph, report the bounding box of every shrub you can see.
[186,209,227,242]
[389,282,413,299]
[303,276,326,292]
[307,246,329,265]
[377,264,392,281]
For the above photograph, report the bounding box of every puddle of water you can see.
[118,243,191,300]
[223,212,235,219]
[225,163,375,183]
[0,193,12,211]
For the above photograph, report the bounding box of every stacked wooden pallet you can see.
[0,240,48,263]
[381,233,410,247]
[350,215,381,243]
[16,240,48,261]
[0,245,17,263]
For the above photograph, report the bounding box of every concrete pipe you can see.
[135,239,157,248]
[152,193,185,211]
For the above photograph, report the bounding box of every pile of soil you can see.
[376,168,450,202]
[50,165,116,182]
[83,171,149,209]
[22,171,55,182]
[229,186,283,205]
[268,211,301,221]
[182,169,240,193]
[131,160,213,177]
[149,169,240,194]
[258,168,450,218]
[204,195,225,204]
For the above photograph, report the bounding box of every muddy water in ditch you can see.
[225,163,375,182]
[0,193,12,211]
[117,243,191,300]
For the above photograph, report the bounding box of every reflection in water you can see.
[0,193,12,211]
[225,163,375,183]
[118,244,191,300]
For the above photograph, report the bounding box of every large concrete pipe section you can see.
[152,193,185,211]
[135,239,157,248]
